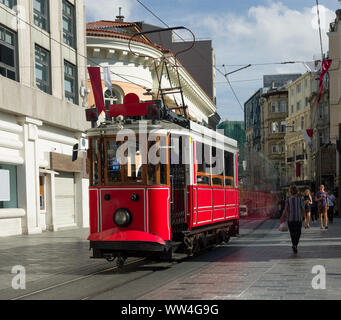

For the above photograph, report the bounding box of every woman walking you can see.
[315,185,329,230]
[280,185,306,254]
[303,189,312,228]
[311,191,317,224]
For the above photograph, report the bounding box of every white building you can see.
[0,0,90,236]
[86,19,217,124]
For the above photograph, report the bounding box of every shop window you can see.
[0,164,18,209]
[39,175,46,211]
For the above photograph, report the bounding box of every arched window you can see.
[104,85,124,112]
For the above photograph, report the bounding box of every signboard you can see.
[0,170,10,201]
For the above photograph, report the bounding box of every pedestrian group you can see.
[280,185,337,254]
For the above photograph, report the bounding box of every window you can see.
[280,121,286,133]
[280,143,285,153]
[280,101,287,113]
[271,102,278,113]
[0,164,18,209]
[64,60,77,104]
[292,121,295,132]
[297,100,301,111]
[104,86,123,111]
[196,141,210,185]
[270,122,279,133]
[224,151,234,187]
[39,176,46,211]
[272,144,278,153]
[0,0,15,9]
[35,45,51,94]
[291,105,294,114]
[0,25,17,81]
[297,83,302,93]
[62,0,76,48]
[33,0,49,32]
[301,116,304,130]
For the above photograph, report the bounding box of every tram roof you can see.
[86,119,238,150]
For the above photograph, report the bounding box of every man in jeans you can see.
[280,185,306,254]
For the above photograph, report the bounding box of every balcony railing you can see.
[296,154,305,161]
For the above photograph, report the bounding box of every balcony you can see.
[296,154,305,161]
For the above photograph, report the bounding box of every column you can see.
[17,117,42,234]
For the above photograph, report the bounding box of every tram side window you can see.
[196,141,210,185]
[107,140,122,183]
[211,146,224,186]
[224,151,234,187]
[90,138,100,186]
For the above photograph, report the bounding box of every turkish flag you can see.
[317,59,332,108]
[87,67,106,115]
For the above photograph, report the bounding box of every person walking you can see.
[315,185,329,230]
[303,189,312,228]
[280,185,306,254]
[310,191,317,224]
[327,190,336,224]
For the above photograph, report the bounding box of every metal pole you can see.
[337,123,341,216]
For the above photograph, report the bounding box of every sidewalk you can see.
[140,217,341,300]
[0,228,108,295]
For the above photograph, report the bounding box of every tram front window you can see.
[126,141,143,183]
[107,140,122,183]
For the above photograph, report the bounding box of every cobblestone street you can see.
[140,218,341,300]
[0,217,340,300]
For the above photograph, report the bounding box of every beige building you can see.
[260,86,288,190]
[285,72,316,191]
[0,0,89,236]
[327,9,341,190]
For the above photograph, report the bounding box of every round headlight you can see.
[113,208,132,227]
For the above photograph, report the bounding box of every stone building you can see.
[260,86,288,190]
[0,0,89,236]
[86,19,217,126]
[285,72,316,192]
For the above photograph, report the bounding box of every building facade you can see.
[285,72,316,191]
[327,10,341,192]
[0,0,89,236]
[86,19,217,126]
[217,120,245,178]
[260,86,288,190]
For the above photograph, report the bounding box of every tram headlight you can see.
[113,208,132,227]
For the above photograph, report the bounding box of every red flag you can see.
[317,59,332,107]
[306,129,314,138]
[296,163,301,178]
[87,67,106,115]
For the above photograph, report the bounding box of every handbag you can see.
[279,221,288,232]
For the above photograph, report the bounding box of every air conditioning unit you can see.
[79,137,88,150]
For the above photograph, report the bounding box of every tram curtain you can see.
[88,67,106,115]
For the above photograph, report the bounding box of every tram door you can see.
[170,135,187,235]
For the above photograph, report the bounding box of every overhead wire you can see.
[136,0,246,113]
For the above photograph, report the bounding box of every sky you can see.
[83,0,341,121]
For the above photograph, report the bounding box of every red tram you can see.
[81,94,240,267]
